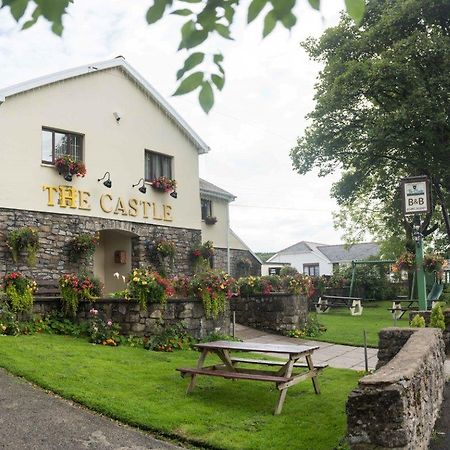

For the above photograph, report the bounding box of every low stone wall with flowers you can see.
[346,327,446,450]
[30,297,231,339]
[230,293,308,333]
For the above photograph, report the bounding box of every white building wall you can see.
[268,252,333,276]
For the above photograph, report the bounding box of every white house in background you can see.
[265,241,380,276]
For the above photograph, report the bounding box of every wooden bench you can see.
[228,357,328,370]
[314,295,363,316]
[34,280,60,300]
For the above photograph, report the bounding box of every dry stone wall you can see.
[30,297,230,339]
[230,293,308,333]
[347,327,446,450]
[213,247,261,278]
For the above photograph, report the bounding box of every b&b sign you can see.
[400,176,431,216]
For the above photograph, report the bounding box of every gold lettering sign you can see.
[43,185,173,222]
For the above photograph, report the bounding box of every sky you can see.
[0,0,348,252]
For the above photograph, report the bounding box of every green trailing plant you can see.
[191,240,214,273]
[189,271,236,319]
[430,304,446,330]
[410,314,426,328]
[59,273,103,317]
[6,227,39,266]
[127,268,174,309]
[152,238,176,276]
[67,233,99,263]
[2,272,37,313]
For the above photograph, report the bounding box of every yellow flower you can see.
[133,277,139,282]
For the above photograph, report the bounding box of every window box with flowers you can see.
[204,216,218,225]
[55,155,86,182]
[150,176,177,194]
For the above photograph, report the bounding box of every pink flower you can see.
[90,308,98,316]
[107,320,113,327]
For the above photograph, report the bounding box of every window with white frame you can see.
[303,263,320,277]
[145,150,172,181]
[41,128,83,164]
[201,198,212,220]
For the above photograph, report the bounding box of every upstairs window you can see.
[201,198,212,220]
[41,128,83,164]
[145,150,172,181]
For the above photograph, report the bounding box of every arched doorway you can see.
[93,229,137,295]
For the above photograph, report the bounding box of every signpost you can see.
[400,176,431,310]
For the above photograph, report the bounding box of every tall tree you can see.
[290,0,450,254]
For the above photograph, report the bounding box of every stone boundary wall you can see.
[230,293,308,333]
[347,328,446,450]
[213,248,261,278]
[408,308,450,354]
[29,297,230,339]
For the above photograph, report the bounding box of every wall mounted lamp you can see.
[98,172,112,188]
[132,178,147,194]
[113,112,121,123]
[170,191,178,199]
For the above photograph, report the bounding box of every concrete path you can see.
[235,324,379,371]
[0,368,184,450]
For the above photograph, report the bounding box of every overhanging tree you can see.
[0,0,366,113]
[290,0,450,253]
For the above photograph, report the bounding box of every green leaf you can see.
[345,0,365,24]
[280,11,296,30]
[211,74,225,91]
[173,71,204,96]
[213,53,224,64]
[262,11,276,38]
[215,23,232,39]
[51,20,63,36]
[247,0,267,24]
[5,0,29,21]
[179,0,201,3]
[176,52,205,80]
[170,8,192,16]
[308,0,320,11]
[223,4,235,24]
[183,29,208,49]
[199,82,214,114]
[146,0,168,25]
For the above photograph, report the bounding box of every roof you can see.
[0,56,210,154]
[229,229,263,264]
[317,243,380,263]
[200,179,236,202]
[266,241,326,262]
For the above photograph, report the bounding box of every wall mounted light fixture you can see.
[170,191,178,199]
[113,112,121,123]
[132,178,146,194]
[98,172,112,188]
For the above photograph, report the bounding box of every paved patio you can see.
[235,324,379,371]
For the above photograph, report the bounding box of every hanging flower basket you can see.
[55,155,86,182]
[392,252,415,272]
[150,176,177,193]
[204,216,217,225]
[423,254,445,273]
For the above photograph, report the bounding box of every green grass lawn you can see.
[0,334,360,450]
[310,301,410,347]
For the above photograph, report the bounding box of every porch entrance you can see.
[93,229,136,294]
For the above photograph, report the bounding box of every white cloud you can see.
[0,0,348,252]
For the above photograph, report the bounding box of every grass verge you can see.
[309,301,410,347]
[0,334,360,450]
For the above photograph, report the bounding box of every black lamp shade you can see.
[64,173,73,182]
[170,191,178,199]
[139,186,147,194]
[103,179,112,188]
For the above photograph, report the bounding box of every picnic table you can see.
[314,295,363,316]
[389,299,419,319]
[176,340,327,415]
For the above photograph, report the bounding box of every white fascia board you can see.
[0,57,210,154]
[200,188,236,202]
[0,95,4,105]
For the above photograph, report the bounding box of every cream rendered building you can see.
[0,57,260,293]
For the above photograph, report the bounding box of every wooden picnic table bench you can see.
[176,340,326,415]
[314,295,363,316]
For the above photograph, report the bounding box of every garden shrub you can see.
[279,266,298,276]
[287,314,326,339]
[87,308,120,346]
[6,227,39,266]
[2,272,37,312]
[144,321,193,352]
[430,304,445,330]
[410,314,426,328]
[0,301,20,335]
